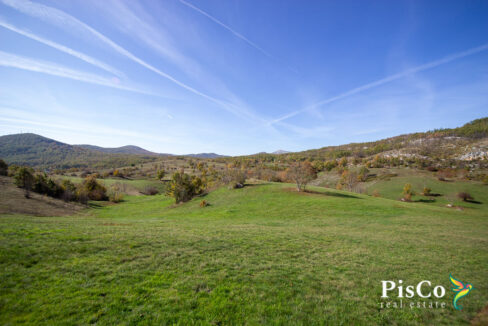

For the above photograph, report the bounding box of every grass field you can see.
[1,182,487,325]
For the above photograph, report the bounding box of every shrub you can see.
[61,179,77,202]
[33,173,63,198]
[14,167,35,198]
[166,172,205,203]
[80,176,107,201]
[7,164,19,177]
[157,169,166,181]
[422,187,432,196]
[107,184,124,203]
[222,168,247,189]
[358,166,369,182]
[109,192,124,203]
[483,175,488,185]
[457,192,473,202]
[0,159,7,176]
[200,200,209,207]
[402,183,415,201]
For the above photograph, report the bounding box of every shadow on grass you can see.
[416,198,436,203]
[304,189,361,199]
[465,200,483,204]
[244,183,272,187]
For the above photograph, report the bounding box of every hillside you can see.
[0,133,159,169]
[240,117,488,162]
[75,144,161,156]
[186,153,226,159]
[0,176,83,216]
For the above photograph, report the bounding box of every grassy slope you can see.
[364,168,488,209]
[0,176,83,216]
[0,183,487,325]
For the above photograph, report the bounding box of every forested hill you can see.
[0,133,160,169]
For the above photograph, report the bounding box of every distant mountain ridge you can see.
[186,153,227,159]
[0,133,226,168]
[75,144,162,156]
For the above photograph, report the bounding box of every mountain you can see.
[186,153,227,159]
[272,150,291,155]
[76,144,161,156]
[0,133,160,169]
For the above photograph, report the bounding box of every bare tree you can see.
[286,161,317,192]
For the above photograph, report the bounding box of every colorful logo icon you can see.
[450,274,474,310]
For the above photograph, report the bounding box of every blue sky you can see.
[0,0,487,155]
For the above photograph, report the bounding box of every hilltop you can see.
[75,144,162,156]
[0,133,160,169]
[240,117,488,162]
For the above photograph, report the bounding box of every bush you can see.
[422,187,432,196]
[166,172,205,203]
[200,200,209,207]
[80,176,107,201]
[402,183,415,201]
[222,168,247,189]
[358,166,369,182]
[0,159,7,176]
[33,173,63,198]
[107,184,124,203]
[157,169,166,181]
[109,192,124,203]
[457,192,474,202]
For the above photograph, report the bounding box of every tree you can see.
[457,192,473,202]
[157,169,166,181]
[0,159,7,176]
[14,167,34,198]
[80,176,107,201]
[221,168,246,189]
[286,161,317,192]
[358,166,370,182]
[166,172,205,203]
[338,170,359,192]
[338,157,348,168]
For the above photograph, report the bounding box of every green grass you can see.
[1,183,487,325]
[364,169,488,209]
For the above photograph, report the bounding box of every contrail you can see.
[0,0,258,121]
[178,0,273,59]
[270,43,488,125]
[0,18,124,78]
[0,51,155,96]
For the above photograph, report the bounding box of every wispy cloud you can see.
[270,43,488,125]
[0,0,260,122]
[0,51,155,95]
[0,18,124,78]
[178,0,273,59]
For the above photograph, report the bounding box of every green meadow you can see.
[1,183,487,325]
